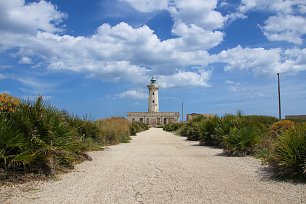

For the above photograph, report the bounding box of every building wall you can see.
[187,113,216,121]
[128,112,180,127]
[285,115,306,120]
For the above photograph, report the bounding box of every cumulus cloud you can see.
[0,0,66,34]
[0,7,214,86]
[216,46,281,73]
[122,0,226,47]
[123,0,227,30]
[120,0,168,12]
[238,0,305,14]
[236,0,306,45]
[0,0,306,92]
[19,56,33,64]
[169,0,226,30]
[116,89,148,100]
[171,22,224,50]
[261,14,306,45]
[158,70,211,88]
[215,46,306,74]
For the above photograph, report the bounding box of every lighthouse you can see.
[147,76,159,113]
[127,76,179,127]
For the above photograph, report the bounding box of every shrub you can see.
[215,114,241,139]
[244,115,278,126]
[0,96,89,175]
[130,122,149,136]
[0,93,20,113]
[180,121,202,141]
[270,120,295,138]
[268,123,306,180]
[163,123,183,132]
[222,124,260,156]
[198,117,221,146]
[218,114,263,156]
[95,118,131,144]
[1,95,148,177]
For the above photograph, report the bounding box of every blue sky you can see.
[0,0,306,120]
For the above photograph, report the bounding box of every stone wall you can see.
[128,112,180,127]
[285,115,306,120]
[187,113,216,121]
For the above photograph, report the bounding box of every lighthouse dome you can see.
[150,76,157,84]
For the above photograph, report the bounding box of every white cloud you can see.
[19,56,32,64]
[236,0,306,45]
[216,46,281,73]
[238,0,304,14]
[0,13,215,86]
[0,0,306,91]
[171,22,223,50]
[0,0,66,34]
[169,0,226,30]
[215,46,306,74]
[120,0,168,12]
[0,74,6,79]
[122,0,227,32]
[261,14,306,45]
[158,70,211,88]
[116,89,148,100]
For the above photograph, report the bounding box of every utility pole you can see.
[181,102,184,122]
[277,73,282,120]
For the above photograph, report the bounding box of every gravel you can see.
[1,128,305,204]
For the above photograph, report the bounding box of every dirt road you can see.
[1,128,305,203]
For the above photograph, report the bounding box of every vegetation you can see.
[164,112,305,180]
[163,123,183,132]
[95,118,131,144]
[130,122,149,136]
[0,94,147,178]
[268,123,306,180]
[270,120,295,138]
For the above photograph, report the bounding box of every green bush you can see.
[215,114,241,139]
[268,123,306,180]
[0,97,90,175]
[0,95,140,177]
[219,113,268,156]
[180,116,215,141]
[130,122,149,136]
[244,115,278,126]
[163,123,183,132]
[222,124,260,156]
[179,121,201,141]
[198,117,221,146]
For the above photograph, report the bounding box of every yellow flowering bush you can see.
[0,93,20,112]
[270,120,295,138]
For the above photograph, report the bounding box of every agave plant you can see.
[222,125,259,156]
[0,96,90,174]
[269,123,306,180]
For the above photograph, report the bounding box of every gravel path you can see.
[1,128,305,204]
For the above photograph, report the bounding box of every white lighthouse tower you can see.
[147,76,159,113]
[127,76,179,127]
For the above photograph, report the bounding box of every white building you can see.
[128,77,180,127]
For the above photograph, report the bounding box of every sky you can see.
[0,0,306,120]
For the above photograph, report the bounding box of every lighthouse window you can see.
[153,92,154,95]
[153,100,155,103]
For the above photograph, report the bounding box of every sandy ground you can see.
[0,128,305,204]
